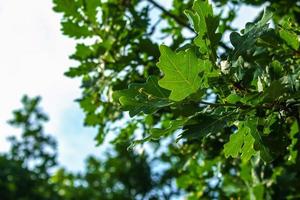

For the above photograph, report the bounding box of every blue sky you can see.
[0,0,261,172]
[0,0,101,171]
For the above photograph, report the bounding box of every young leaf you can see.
[113,76,171,117]
[224,128,245,158]
[157,45,211,101]
[241,133,256,161]
[185,0,221,60]
[224,123,256,162]
[279,29,299,50]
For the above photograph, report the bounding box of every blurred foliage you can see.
[0,96,180,199]
[0,96,59,200]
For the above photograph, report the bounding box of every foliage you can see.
[52,0,300,199]
[0,96,59,200]
[0,96,179,199]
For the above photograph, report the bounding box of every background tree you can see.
[0,96,179,199]
[0,96,60,200]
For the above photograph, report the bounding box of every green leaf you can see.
[224,123,256,161]
[241,133,256,161]
[230,10,273,60]
[150,119,187,140]
[113,76,171,117]
[287,120,299,164]
[157,45,211,101]
[84,0,101,23]
[263,80,286,102]
[250,184,264,200]
[64,62,95,77]
[185,0,221,60]
[61,21,93,39]
[279,29,299,50]
[226,94,241,104]
[240,163,252,183]
[53,0,82,18]
[129,119,187,149]
[270,60,283,80]
[185,0,212,37]
[179,113,227,141]
[70,44,94,60]
[224,128,245,158]
[247,120,273,162]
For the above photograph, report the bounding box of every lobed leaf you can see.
[113,76,171,117]
[224,123,257,162]
[185,0,221,60]
[157,45,211,101]
[230,10,273,60]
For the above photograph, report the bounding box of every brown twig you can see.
[145,0,194,32]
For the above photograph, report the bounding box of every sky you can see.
[0,0,260,172]
[0,0,101,172]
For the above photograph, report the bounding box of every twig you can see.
[145,0,194,32]
[199,101,252,109]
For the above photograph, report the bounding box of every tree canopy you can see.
[52,0,300,198]
[1,0,300,199]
